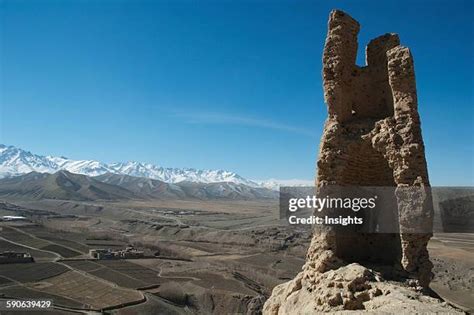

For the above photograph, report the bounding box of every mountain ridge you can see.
[0,170,278,201]
[95,172,277,200]
[0,170,137,201]
[0,144,311,190]
[0,144,258,187]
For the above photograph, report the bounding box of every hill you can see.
[0,171,277,201]
[0,171,137,201]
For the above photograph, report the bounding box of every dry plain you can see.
[0,196,472,314]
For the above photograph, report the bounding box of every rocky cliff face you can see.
[263,10,461,314]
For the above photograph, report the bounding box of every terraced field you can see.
[96,260,161,284]
[0,285,85,309]
[1,226,51,248]
[188,272,256,295]
[0,226,83,258]
[28,270,144,310]
[0,262,68,283]
[14,225,90,253]
[90,268,150,289]
[41,244,82,258]
[63,260,162,289]
[61,260,102,272]
[42,237,90,253]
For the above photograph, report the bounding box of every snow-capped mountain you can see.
[255,179,315,191]
[0,144,312,189]
[0,144,259,187]
[0,144,57,177]
[109,161,257,186]
[48,156,116,177]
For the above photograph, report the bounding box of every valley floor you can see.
[0,198,472,314]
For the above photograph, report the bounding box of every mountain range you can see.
[0,170,277,201]
[0,144,260,186]
[0,144,312,191]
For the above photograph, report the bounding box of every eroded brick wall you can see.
[313,9,433,288]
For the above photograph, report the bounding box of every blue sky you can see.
[0,0,473,185]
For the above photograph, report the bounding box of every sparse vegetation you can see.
[0,195,471,313]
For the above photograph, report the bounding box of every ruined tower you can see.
[311,9,433,288]
[263,10,440,314]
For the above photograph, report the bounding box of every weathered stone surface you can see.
[263,9,458,314]
[263,263,461,314]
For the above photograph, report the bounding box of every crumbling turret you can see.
[315,9,433,287]
[263,10,447,314]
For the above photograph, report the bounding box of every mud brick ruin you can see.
[312,9,434,286]
[263,10,440,314]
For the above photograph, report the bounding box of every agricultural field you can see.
[0,226,51,248]
[0,285,85,309]
[28,270,144,310]
[15,225,90,253]
[41,236,90,253]
[89,268,151,289]
[0,262,68,283]
[96,260,161,284]
[185,272,256,295]
[63,260,162,289]
[41,244,82,258]
[0,199,335,313]
[0,239,57,262]
[0,225,84,258]
[61,260,102,272]
[0,276,13,287]
[64,260,155,289]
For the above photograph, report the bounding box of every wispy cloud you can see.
[170,110,316,137]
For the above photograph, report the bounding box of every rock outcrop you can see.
[264,262,461,314]
[263,10,461,314]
